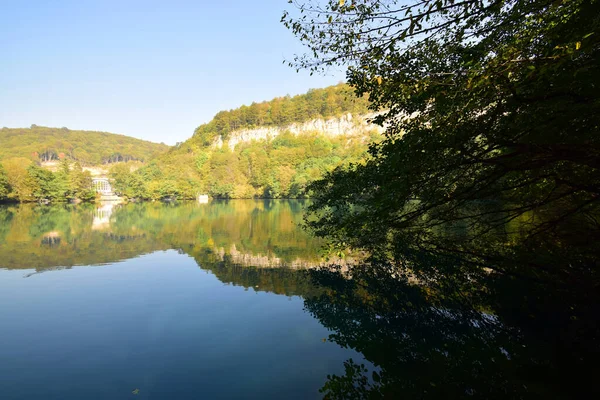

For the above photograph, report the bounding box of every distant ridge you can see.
[192,83,371,146]
[0,125,170,166]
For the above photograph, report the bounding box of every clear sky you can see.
[0,0,344,144]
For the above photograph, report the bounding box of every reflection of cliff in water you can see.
[208,243,352,270]
[0,200,336,272]
[196,255,320,297]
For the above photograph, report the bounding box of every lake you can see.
[0,200,362,400]
[2,200,591,399]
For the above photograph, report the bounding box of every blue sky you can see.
[0,0,344,144]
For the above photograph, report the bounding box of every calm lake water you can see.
[0,200,362,400]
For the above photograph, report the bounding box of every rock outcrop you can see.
[214,113,383,151]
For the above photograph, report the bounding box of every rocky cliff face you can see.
[214,113,383,151]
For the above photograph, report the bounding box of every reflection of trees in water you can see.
[0,208,13,243]
[305,260,599,399]
[0,202,324,297]
[0,200,328,270]
[2,203,594,397]
[108,200,325,263]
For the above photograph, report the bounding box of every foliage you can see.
[285,0,600,286]
[111,131,378,200]
[0,158,95,202]
[192,83,370,145]
[283,1,600,397]
[69,162,95,201]
[94,83,379,201]
[1,157,36,202]
[0,164,13,200]
[0,125,169,165]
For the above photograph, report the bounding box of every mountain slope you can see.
[113,83,382,199]
[0,125,170,165]
[192,83,371,146]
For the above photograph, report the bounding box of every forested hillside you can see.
[0,125,169,165]
[0,84,377,203]
[193,83,370,145]
[108,84,379,200]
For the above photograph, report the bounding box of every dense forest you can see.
[192,83,371,145]
[0,158,95,203]
[0,125,169,165]
[110,130,379,200]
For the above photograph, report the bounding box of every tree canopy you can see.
[284,1,599,396]
[110,130,379,200]
[192,83,370,145]
[0,164,11,199]
[0,157,95,203]
[284,0,600,285]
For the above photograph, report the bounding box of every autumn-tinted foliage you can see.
[0,158,95,202]
[112,130,379,200]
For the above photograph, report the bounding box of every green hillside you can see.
[0,125,170,165]
[109,83,379,200]
[0,84,377,202]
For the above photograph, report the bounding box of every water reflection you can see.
[305,258,599,399]
[0,250,356,400]
[0,201,344,297]
[92,202,115,230]
[0,200,341,272]
[41,231,61,247]
[2,201,595,398]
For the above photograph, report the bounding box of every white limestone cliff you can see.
[213,113,383,151]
